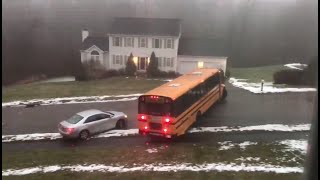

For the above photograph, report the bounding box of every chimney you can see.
[82,29,89,42]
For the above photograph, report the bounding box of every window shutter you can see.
[131,38,134,47]
[138,38,141,48]
[145,38,148,48]
[172,39,174,49]
[112,55,115,64]
[120,56,123,65]
[159,39,162,48]
[171,58,174,67]
[164,39,167,49]
[152,38,155,48]
[112,37,115,46]
[120,37,122,47]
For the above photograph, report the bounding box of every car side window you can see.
[99,113,110,119]
[84,115,99,123]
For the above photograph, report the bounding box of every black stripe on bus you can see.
[172,87,219,125]
[175,90,219,129]
[173,88,220,128]
[176,91,219,129]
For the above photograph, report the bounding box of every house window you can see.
[112,55,124,65]
[125,37,134,47]
[165,39,173,49]
[113,37,122,47]
[91,50,100,61]
[139,37,147,48]
[166,58,171,67]
[152,38,162,48]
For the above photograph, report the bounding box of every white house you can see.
[80,17,228,74]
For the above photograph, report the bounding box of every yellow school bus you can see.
[137,68,227,138]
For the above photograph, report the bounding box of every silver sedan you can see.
[58,109,128,140]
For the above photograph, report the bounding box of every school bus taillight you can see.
[163,128,168,133]
[144,125,148,130]
[163,117,173,124]
[137,114,147,121]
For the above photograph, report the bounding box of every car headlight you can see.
[124,115,127,118]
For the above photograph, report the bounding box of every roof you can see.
[178,37,229,57]
[81,36,109,51]
[143,68,220,100]
[77,109,104,117]
[110,17,181,36]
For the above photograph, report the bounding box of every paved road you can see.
[2,83,316,135]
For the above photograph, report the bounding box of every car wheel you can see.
[116,119,126,129]
[79,130,89,140]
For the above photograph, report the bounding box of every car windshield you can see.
[66,114,84,124]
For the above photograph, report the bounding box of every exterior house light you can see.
[133,57,138,65]
[198,61,204,68]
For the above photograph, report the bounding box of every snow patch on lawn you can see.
[218,141,235,150]
[2,163,303,176]
[188,124,311,133]
[2,94,143,107]
[2,129,139,142]
[40,76,75,83]
[217,139,307,154]
[235,157,261,162]
[95,129,139,138]
[279,139,308,154]
[2,124,310,143]
[284,63,308,70]
[229,78,316,94]
[239,142,258,150]
[2,133,62,142]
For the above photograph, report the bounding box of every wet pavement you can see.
[2,83,316,150]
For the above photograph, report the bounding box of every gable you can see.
[81,36,109,51]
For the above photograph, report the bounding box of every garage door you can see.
[178,61,198,74]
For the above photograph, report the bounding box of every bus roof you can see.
[143,68,220,100]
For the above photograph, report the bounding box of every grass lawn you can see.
[2,142,304,170]
[2,142,304,179]
[230,65,287,82]
[2,77,166,102]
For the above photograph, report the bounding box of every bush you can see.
[146,52,159,77]
[102,69,119,78]
[118,68,126,76]
[273,69,304,85]
[302,56,317,86]
[273,56,317,86]
[125,53,137,76]
[167,71,181,78]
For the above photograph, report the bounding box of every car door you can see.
[97,113,113,132]
[107,113,119,129]
[83,115,104,134]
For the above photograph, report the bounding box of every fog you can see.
[2,0,318,85]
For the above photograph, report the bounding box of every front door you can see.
[138,57,148,70]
